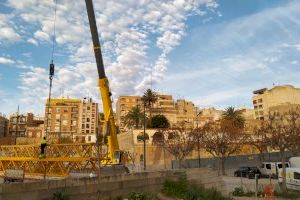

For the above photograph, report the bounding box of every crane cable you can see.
[51,0,58,64]
[45,0,58,139]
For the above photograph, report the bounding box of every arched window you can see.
[137,132,149,142]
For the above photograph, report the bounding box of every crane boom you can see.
[85,0,120,163]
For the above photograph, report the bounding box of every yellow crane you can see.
[85,0,124,164]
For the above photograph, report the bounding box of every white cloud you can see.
[27,38,38,46]
[34,30,50,41]
[0,14,21,42]
[0,56,15,64]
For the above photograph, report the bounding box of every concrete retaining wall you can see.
[172,152,294,174]
[0,170,184,200]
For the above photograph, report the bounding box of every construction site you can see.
[1,0,300,200]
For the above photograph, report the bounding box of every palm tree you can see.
[222,106,245,128]
[122,106,144,128]
[141,89,157,127]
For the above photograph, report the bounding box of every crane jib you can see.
[85,0,106,79]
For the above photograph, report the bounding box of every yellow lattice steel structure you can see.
[0,143,106,177]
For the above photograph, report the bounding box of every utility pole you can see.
[143,101,146,171]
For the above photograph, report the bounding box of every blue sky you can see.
[0,0,300,116]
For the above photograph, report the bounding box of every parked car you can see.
[234,167,252,177]
[247,167,262,179]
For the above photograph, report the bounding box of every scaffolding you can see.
[0,143,106,177]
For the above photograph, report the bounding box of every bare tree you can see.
[265,109,300,192]
[248,123,269,163]
[201,119,247,175]
[159,124,196,168]
[286,109,300,156]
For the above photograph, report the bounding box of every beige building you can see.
[196,107,223,127]
[44,98,98,143]
[252,85,300,120]
[116,96,141,128]
[116,94,199,129]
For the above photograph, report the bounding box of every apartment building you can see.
[116,96,141,128]
[252,85,300,120]
[77,98,98,143]
[44,98,98,143]
[0,114,9,137]
[116,94,199,129]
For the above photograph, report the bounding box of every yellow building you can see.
[252,85,300,120]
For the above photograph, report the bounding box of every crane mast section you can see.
[85,0,119,160]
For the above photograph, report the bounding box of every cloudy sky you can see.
[0,0,300,116]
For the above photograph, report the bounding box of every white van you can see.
[259,162,290,178]
[290,157,300,168]
[278,167,300,191]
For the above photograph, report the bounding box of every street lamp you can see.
[196,109,202,168]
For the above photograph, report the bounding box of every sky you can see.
[0,0,300,116]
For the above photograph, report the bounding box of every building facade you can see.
[44,98,98,143]
[77,98,98,143]
[0,114,9,137]
[252,85,300,120]
[8,114,27,137]
[116,94,200,129]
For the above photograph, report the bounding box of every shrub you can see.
[274,190,300,199]
[163,178,232,200]
[52,191,69,200]
[128,192,147,200]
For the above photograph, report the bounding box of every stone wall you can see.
[0,170,184,200]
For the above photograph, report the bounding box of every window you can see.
[62,120,68,125]
[56,114,60,119]
[259,105,263,108]
[266,164,271,169]
[72,121,77,126]
[82,124,85,129]
[86,124,90,128]
[87,118,90,122]
[278,164,282,169]
[285,163,289,168]
[258,99,262,103]
[295,172,300,180]
[88,136,91,141]
[87,106,90,110]
[56,108,61,112]
[86,130,89,133]
[254,106,258,109]
[64,108,68,112]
